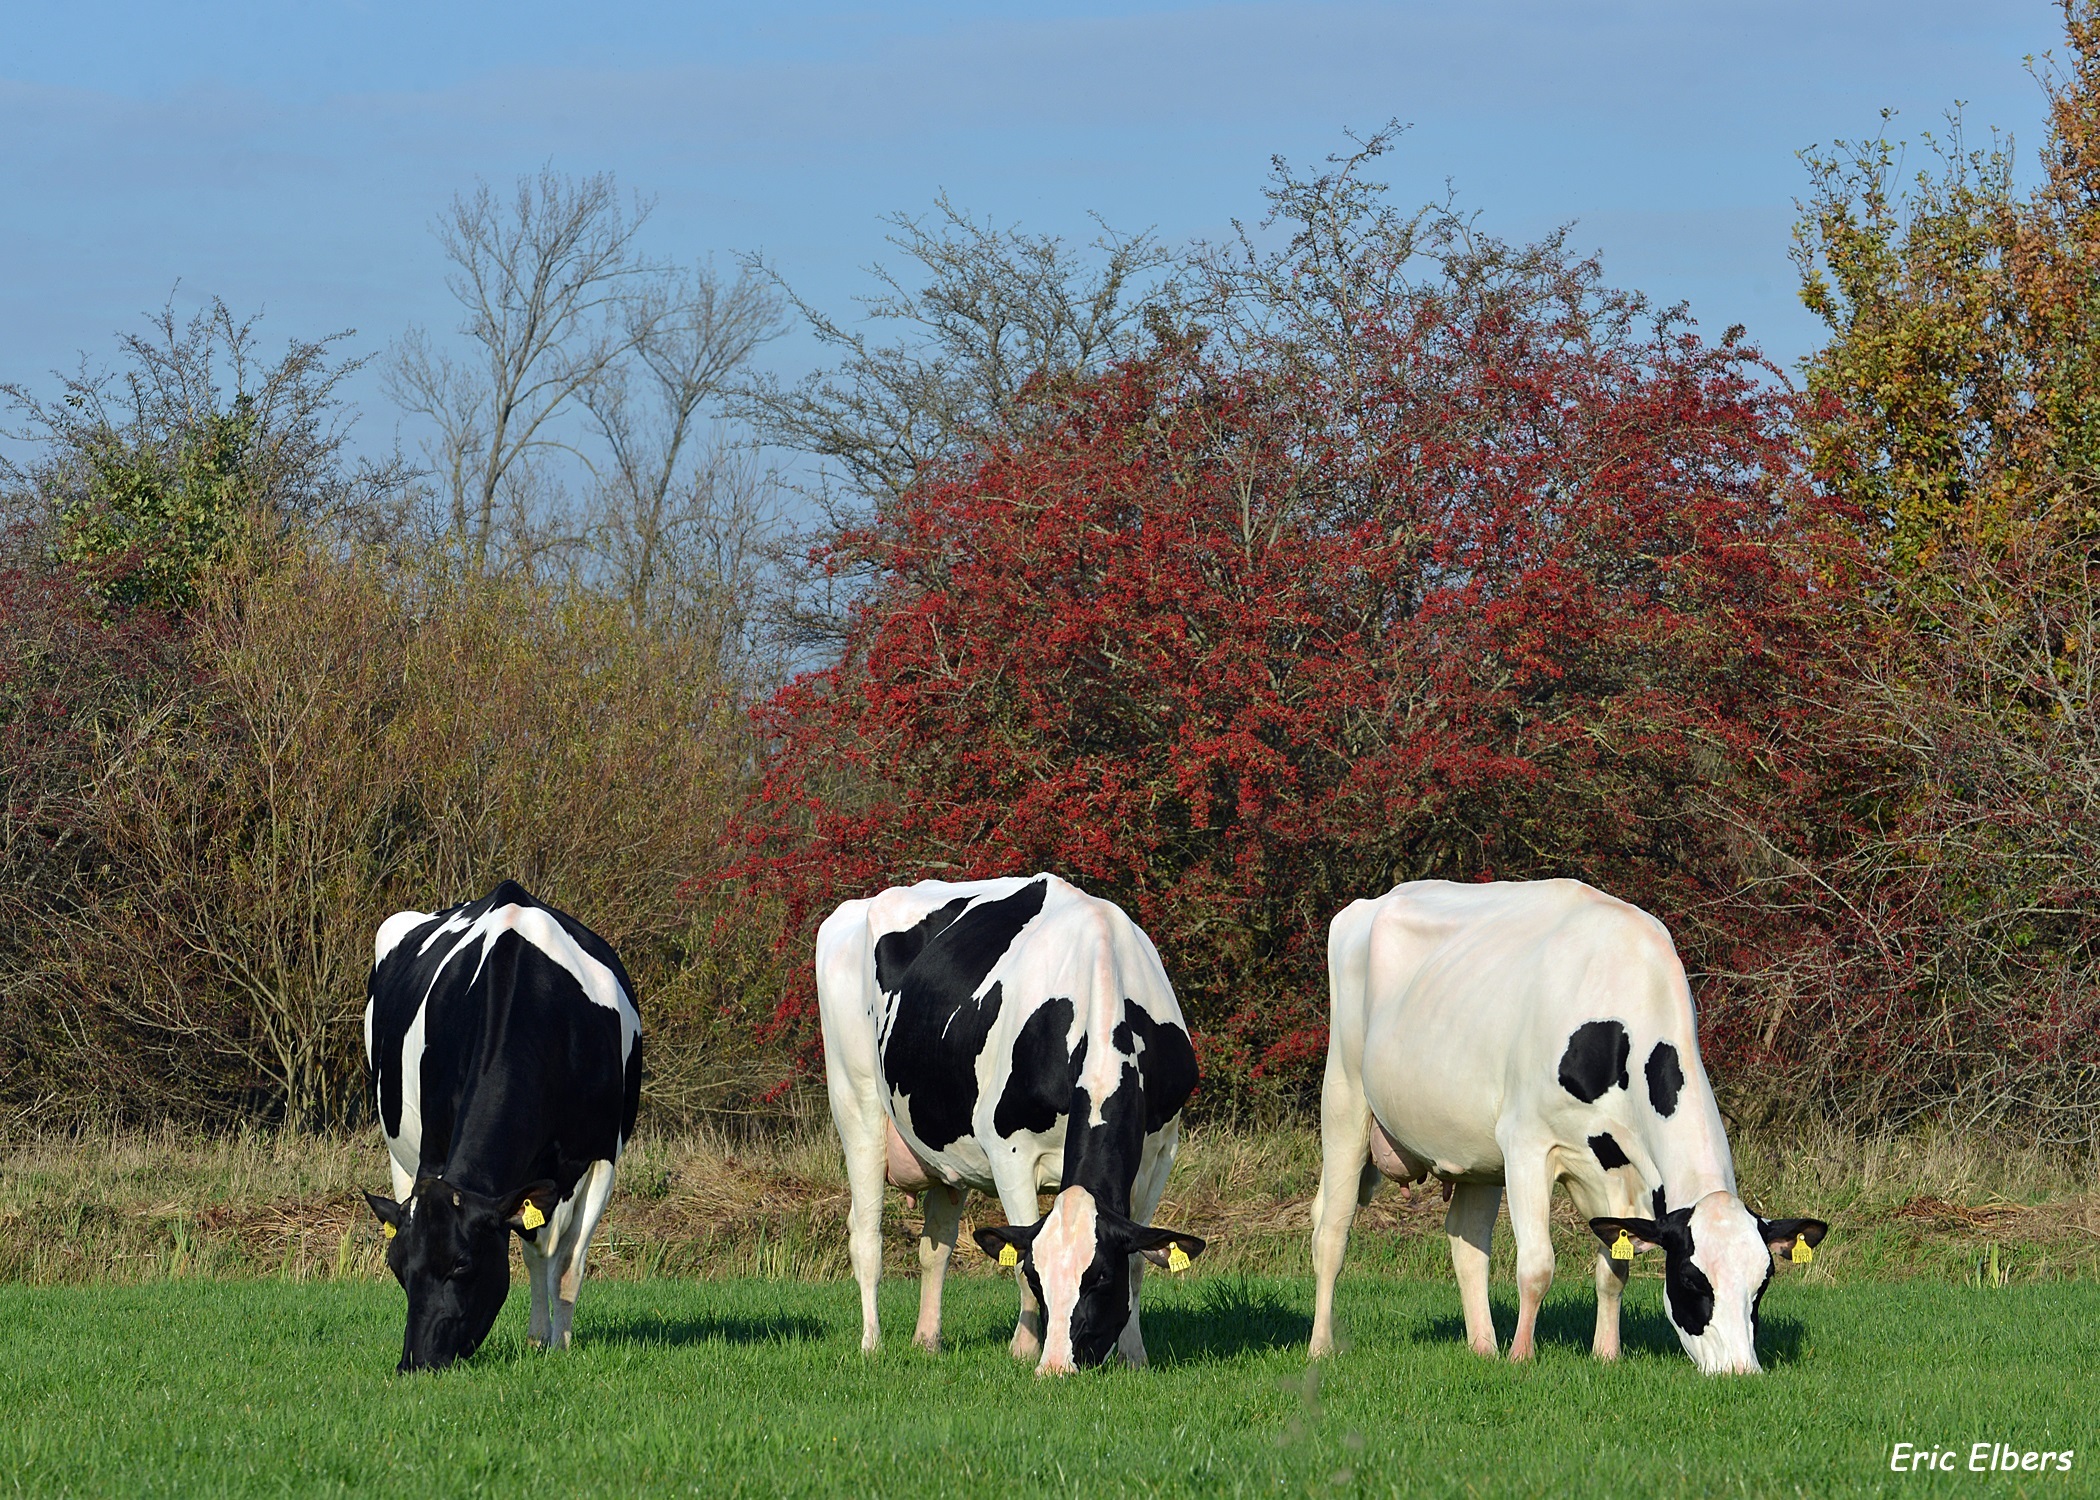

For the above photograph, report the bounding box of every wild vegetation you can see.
[4,6,2100,1142]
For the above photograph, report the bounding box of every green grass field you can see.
[3,1272,2093,1498]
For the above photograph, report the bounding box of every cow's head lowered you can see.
[974,1187,1205,1373]
[364,1177,557,1372]
[1590,1192,1827,1375]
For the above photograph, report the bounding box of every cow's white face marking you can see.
[1677,1193,1776,1375]
[1031,1186,1100,1375]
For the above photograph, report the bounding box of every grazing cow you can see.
[1308,879,1826,1375]
[361,880,641,1372]
[817,874,1207,1374]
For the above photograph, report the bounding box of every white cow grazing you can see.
[1308,879,1826,1375]
[817,874,1206,1374]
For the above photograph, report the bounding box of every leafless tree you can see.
[386,169,654,573]
[734,194,1175,513]
[582,262,783,640]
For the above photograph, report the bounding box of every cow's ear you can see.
[1127,1225,1206,1270]
[365,1192,407,1231]
[973,1223,1037,1265]
[1760,1217,1829,1255]
[1589,1217,1662,1255]
[502,1181,560,1234]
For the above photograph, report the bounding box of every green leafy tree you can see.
[1794,0,2100,573]
[52,399,255,610]
[3,298,403,612]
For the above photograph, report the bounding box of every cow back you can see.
[365,881,642,1200]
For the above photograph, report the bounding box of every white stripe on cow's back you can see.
[392,1000,430,1187]
[412,900,640,1054]
[373,907,433,967]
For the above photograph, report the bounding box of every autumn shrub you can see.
[1760,0,2100,1141]
[732,236,1863,1109]
[1702,519,2100,1141]
[0,537,773,1131]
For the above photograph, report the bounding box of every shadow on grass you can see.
[1413,1295,1810,1366]
[583,1310,828,1348]
[1145,1277,1312,1366]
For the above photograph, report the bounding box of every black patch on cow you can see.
[1664,1242,1716,1336]
[1645,1041,1684,1118]
[1557,1020,1630,1103]
[1113,1007,1200,1134]
[1641,1204,1714,1337]
[873,896,972,994]
[1062,1061,1148,1215]
[878,879,1049,1152]
[1651,1185,1669,1219]
[1588,1132,1631,1170]
[994,996,1086,1139]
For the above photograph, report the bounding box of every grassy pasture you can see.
[2,1275,2094,1497]
[3,1124,2096,1495]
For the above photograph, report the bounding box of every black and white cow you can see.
[1309,879,1827,1375]
[362,880,642,1372]
[817,874,1206,1373]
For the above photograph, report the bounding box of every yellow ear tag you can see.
[1166,1245,1192,1273]
[1611,1230,1635,1262]
[1791,1235,1814,1265]
[382,1221,396,1239]
[998,1243,1019,1268]
[520,1203,546,1231]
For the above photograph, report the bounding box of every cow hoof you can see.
[1470,1339,1499,1359]
[1308,1336,1334,1360]
[1010,1330,1041,1362]
[911,1333,941,1354]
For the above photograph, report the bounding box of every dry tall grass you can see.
[5,1119,2094,1290]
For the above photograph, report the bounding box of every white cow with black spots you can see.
[1308,879,1826,1375]
[817,874,1208,1374]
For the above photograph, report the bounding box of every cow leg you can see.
[546,1158,618,1350]
[1503,1158,1555,1362]
[1444,1183,1502,1357]
[993,1176,1045,1363]
[1115,1123,1181,1368]
[1593,1249,1630,1360]
[826,1082,890,1354]
[911,1184,965,1352]
[521,1231,556,1347]
[1309,1068,1374,1358]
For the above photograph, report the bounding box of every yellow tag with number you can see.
[521,1202,546,1231]
[1611,1230,1635,1262]
[382,1221,396,1240]
[1166,1245,1192,1273]
[1791,1235,1814,1265]
[998,1243,1019,1268]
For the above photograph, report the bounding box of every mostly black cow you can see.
[1309,879,1827,1375]
[817,874,1206,1373]
[362,881,642,1372]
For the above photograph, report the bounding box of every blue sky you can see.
[0,1,2070,461]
